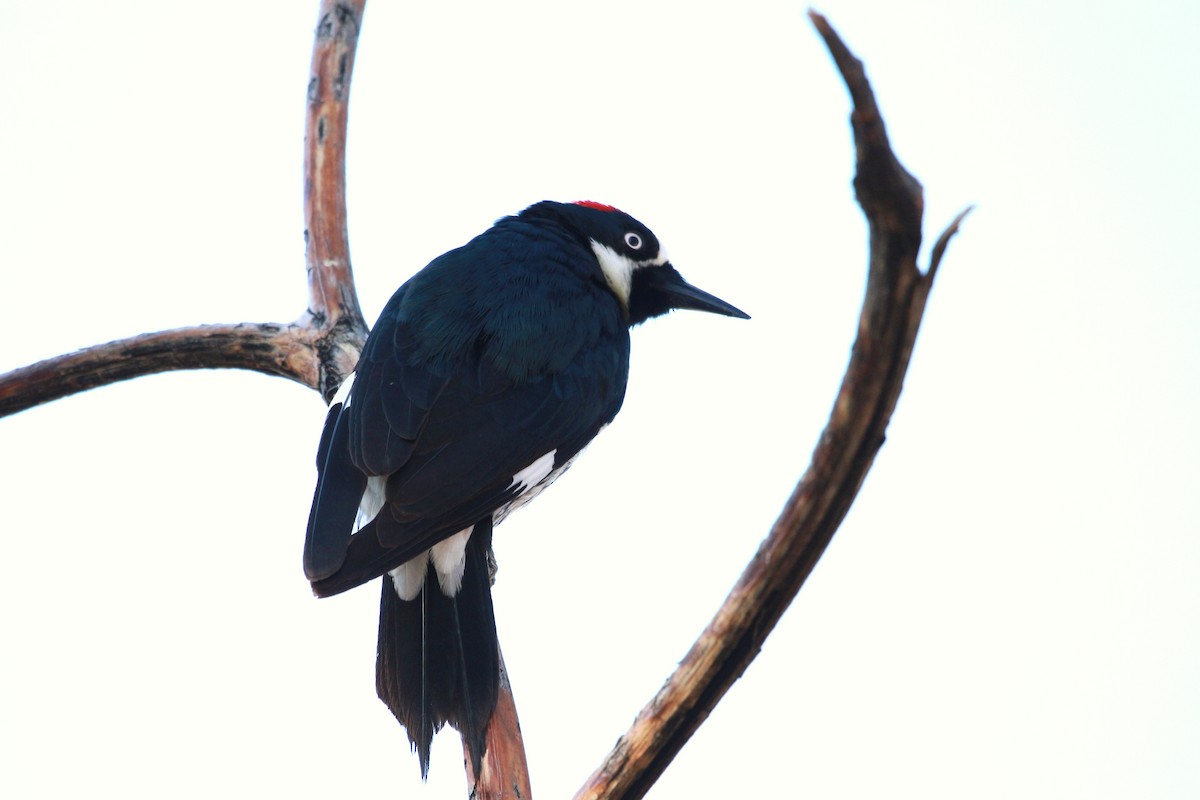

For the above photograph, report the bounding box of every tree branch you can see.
[0,0,371,419]
[0,0,534,793]
[0,5,965,798]
[467,654,533,800]
[573,13,969,800]
[305,2,532,795]
[304,0,370,403]
[0,323,316,417]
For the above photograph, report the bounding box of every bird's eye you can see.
[624,232,643,250]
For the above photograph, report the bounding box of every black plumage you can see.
[304,200,747,780]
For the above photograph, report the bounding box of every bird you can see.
[303,199,748,780]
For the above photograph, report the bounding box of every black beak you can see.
[641,264,750,320]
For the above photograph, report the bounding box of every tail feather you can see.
[377,578,436,773]
[375,517,499,780]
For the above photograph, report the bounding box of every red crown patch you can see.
[573,200,621,213]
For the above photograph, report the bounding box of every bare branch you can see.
[466,653,533,800]
[928,205,974,282]
[304,0,370,402]
[573,13,968,800]
[0,0,372,417]
[0,323,316,418]
[1,4,962,795]
[0,0,534,790]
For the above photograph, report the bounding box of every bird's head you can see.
[521,200,750,326]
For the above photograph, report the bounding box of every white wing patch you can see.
[356,475,387,532]
[331,371,356,408]
[495,448,584,526]
[510,450,557,493]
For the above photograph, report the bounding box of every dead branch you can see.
[0,323,316,416]
[572,12,969,800]
[0,0,370,419]
[303,0,370,402]
[0,4,966,799]
[466,655,533,800]
[0,0,528,792]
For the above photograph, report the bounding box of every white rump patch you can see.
[510,450,557,494]
[388,525,475,600]
[431,527,473,596]
[389,557,426,601]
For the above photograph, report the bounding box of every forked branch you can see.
[0,0,369,419]
[572,12,969,800]
[0,5,966,799]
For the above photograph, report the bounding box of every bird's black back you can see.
[306,209,632,596]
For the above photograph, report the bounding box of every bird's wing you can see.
[305,292,626,596]
[302,395,368,581]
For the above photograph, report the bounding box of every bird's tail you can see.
[376,517,499,780]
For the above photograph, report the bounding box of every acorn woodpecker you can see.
[304,199,748,779]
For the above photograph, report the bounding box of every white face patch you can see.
[590,240,670,308]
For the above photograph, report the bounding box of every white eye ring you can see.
[624,232,643,250]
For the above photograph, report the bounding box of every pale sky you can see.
[1,1,1197,798]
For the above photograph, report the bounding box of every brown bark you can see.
[0,323,315,417]
[0,6,966,799]
[0,0,371,419]
[303,0,370,403]
[572,12,969,800]
[467,655,533,799]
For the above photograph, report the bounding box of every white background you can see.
[2,1,1197,797]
